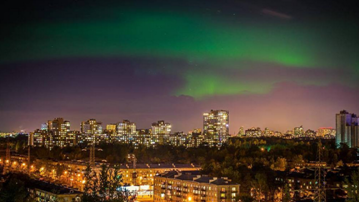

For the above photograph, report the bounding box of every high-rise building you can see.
[304,129,316,138]
[29,129,48,147]
[237,126,245,137]
[203,110,229,144]
[151,120,171,145]
[117,120,136,136]
[317,127,336,138]
[105,124,117,142]
[106,124,117,131]
[245,127,262,137]
[294,126,304,137]
[81,119,103,145]
[41,123,48,131]
[263,127,273,136]
[336,110,359,148]
[151,120,171,135]
[188,129,205,147]
[48,118,71,148]
[81,119,103,135]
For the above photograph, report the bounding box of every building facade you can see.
[203,110,229,145]
[30,118,84,149]
[49,118,71,148]
[154,171,239,202]
[81,119,103,135]
[151,120,172,135]
[317,127,336,138]
[336,110,359,148]
[117,120,137,143]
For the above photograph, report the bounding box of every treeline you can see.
[2,137,359,201]
[2,137,357,167]
[24,139,356,164]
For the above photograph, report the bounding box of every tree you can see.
[271,157,287,171]
[237,193,254,202]
[292,155,304,167]
[82,164,133,202]
[344,168,359,202]
[99,164,110,198]
[282,184,291,202]
[14,141,21,152]
[336,160,344,167]
[82,165,99,202]
[0,175,28,202]
[55,163,67,178]
[251,173,268,201]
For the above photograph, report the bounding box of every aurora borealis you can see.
[1,0,359,133]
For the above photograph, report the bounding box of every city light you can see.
[0,1,357,201]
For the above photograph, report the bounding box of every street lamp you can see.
[188,196,192,201]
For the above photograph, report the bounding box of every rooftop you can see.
[157,171,238,185]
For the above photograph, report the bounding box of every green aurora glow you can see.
[1,8,358,98]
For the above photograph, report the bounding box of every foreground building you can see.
[26,179,82,202]
[154,171,239,202]
[336,110,359,148]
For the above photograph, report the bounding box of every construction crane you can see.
[290,139,327,202]
[128,153,137,185]
[314,139,326,202]
[89,135,95,166]
[3,138,11,174]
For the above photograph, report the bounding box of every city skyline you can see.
[2,109,356,135]
[1,1,359,201]
[1,0,359,133]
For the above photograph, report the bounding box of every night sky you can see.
[1,0,359,133]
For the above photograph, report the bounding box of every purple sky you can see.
[0,59,358,134]
[1,0,359,133]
